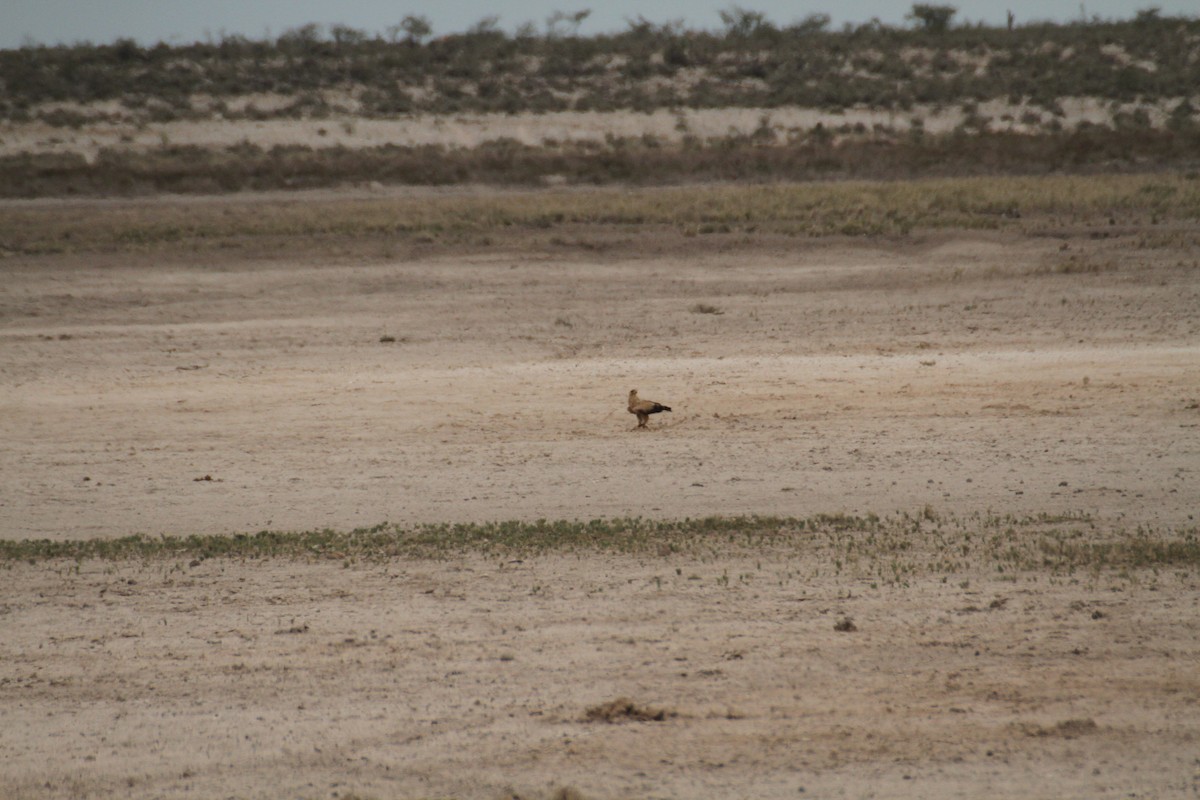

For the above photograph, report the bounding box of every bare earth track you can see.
[1,190,1198,799]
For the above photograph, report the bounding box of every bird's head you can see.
[629,389,638,400]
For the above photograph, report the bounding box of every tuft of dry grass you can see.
[1017,718,1100,738]
[584,697,672,723]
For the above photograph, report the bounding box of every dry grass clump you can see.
[584,697,672,723]
[509,788,592,800]
[1017,718,1100,738]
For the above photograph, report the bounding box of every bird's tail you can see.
[659,404,672,413]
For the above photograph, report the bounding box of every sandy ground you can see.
[1,203,1199,798]
[3,223,1197,538]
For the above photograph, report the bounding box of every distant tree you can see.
[906,4,957,33]
[718,5,775,37]
[545,9,591,38]
[281,23,322,43]
[276,23,323,55]
[111,37,143,62]
[467,15,502,36]
[1133,7,1162,25]
[623,16,687,40]
[389,15,432,45]
[329,24,366,47]
[624,15,655,37]
[790,13,832,35]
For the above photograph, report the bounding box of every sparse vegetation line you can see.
[3,513,1196,583]
[2,10,1197,197]
[3,173,1198,256]
[3,126,1199,198]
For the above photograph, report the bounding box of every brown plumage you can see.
[628,389,672,429]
